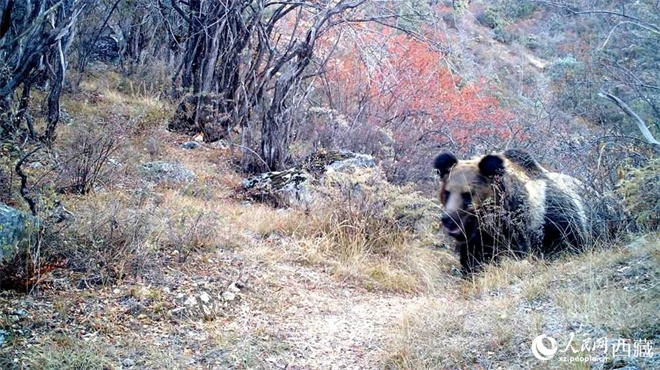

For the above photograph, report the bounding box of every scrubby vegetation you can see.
[1,0,659,369]
[617,158,660,231]
[386,236,660,369]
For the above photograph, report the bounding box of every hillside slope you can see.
[1,76,658,370]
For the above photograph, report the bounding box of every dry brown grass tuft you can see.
[0,337,117,370]
[58,185,258,284]
[261,167,454,293]
[384,235,660,369]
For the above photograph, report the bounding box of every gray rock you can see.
[180,141,201,150]
[242,150,377,209]
[221,291,235,301]
[199,291,211,304]
[326,152,376,172]
[303,150,376,174]
[184,295,198,306]
[140,161,195,184]
[0,203,40,263]
[11,309,28,317]
[121,358,135,367]
[0,329,9,345]
[242,168,312,208]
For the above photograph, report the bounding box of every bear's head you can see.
[434,152,506,241]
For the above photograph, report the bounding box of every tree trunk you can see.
[43,39,66,144]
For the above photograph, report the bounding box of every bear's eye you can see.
[461,192,472,202]
[443,190,451,200]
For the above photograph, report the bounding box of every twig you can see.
[15,147,41,216]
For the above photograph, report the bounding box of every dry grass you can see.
[6,70,452,295]
[5,70,657,369]
[383,235,660,369]
[0,335,117,370]
[252,167,453,293]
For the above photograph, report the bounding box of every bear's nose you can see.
[441,214,458,229]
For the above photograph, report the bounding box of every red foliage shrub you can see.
[317,31,515,184]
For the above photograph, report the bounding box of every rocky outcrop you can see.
[242,150,377,208]
[242,168,311,208]
[302,150,376,174]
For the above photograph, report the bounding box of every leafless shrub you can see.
[56,125,118,195]
[60,191,158,285]
[165,209,219,263]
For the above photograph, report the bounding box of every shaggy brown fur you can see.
[434,149,589,274]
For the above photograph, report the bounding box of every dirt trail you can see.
[237,263,427,369]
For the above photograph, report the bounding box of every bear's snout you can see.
[441,213,464,237]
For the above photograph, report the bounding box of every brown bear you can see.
[434,149,591,274]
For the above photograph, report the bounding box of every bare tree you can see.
[161,0,366,171]
[0,0,85,144]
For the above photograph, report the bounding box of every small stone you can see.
[221,291,235,301]
[138,287,151,298]
[170,307,186,316]
[113,288,121,294]
[122,358,135,367]
[199,291,211,304]
[12,309,28,317]
[227,282,241,293]
[184,296,198,306]
[180,141,200,150]
[0,329,9,345]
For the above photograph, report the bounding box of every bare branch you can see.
[599,90,660,146]
[15,147,42,216]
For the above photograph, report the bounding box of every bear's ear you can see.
[434,152,458,177]
[478,154,505,177]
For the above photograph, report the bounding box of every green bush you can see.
[480,8,504,29]
[479,1,537,29]
[500,1,537,20]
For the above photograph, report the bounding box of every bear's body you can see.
[434,149,591,274]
